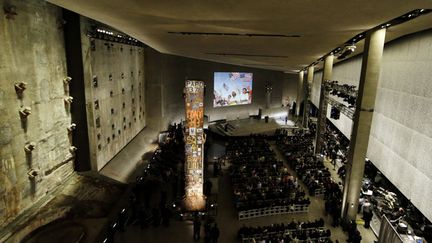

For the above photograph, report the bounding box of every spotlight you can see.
[337,44,356,60]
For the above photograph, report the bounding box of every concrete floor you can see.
[109,127,378,242]
[100,127,159,183]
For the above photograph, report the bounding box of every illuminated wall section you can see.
[183,80,206,211]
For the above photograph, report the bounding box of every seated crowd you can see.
[238,218,332,243]
[276,128,344,229]
[226,137,310,213]
[277,133,335,197]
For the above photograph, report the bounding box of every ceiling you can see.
[47,0,432,72]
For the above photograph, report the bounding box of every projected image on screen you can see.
[213,72,253,107]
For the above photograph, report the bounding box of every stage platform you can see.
[208,117,298,137]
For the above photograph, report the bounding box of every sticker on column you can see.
[189,127,196,136]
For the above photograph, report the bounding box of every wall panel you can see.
[368,31,432,221]
[80,20,146,171]
[0,0,74,227]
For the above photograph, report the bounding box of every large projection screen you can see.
[213,72,252,107]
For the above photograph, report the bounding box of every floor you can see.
[208,117,296,137]
[111,128,379,242]
[322,157,378,242]
[100,127,159,183]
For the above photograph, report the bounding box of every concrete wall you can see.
[0,0,74,227]
[311,30,432,221]
[80,20,146,171]
[311,70,323,107]
[282,73,298,107]
[368,30,432,222]
[145,49,287,130]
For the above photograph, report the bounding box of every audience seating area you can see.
[238,204,309,220]
[238,219,332,243]
[277,132,334,197]
[276,128,345,229]
[225,137,310,220]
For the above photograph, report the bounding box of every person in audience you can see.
[237,218,332,243]
[193,217,201,240]
[210,223,220,243]
[227,138,311,215]
[204,219,212,243]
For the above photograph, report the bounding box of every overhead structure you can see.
[46,0,432,72]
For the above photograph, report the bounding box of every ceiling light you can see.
[337,44,356,60]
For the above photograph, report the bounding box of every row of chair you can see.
[238,204,309,220]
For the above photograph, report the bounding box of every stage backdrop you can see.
[213,72,252,107]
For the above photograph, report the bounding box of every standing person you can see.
[210,223,220,243]
[330,150,337,170]
[193,218,202,240]
[161,206,171,227]
[204,220,212,243]
[362,199,373,228]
